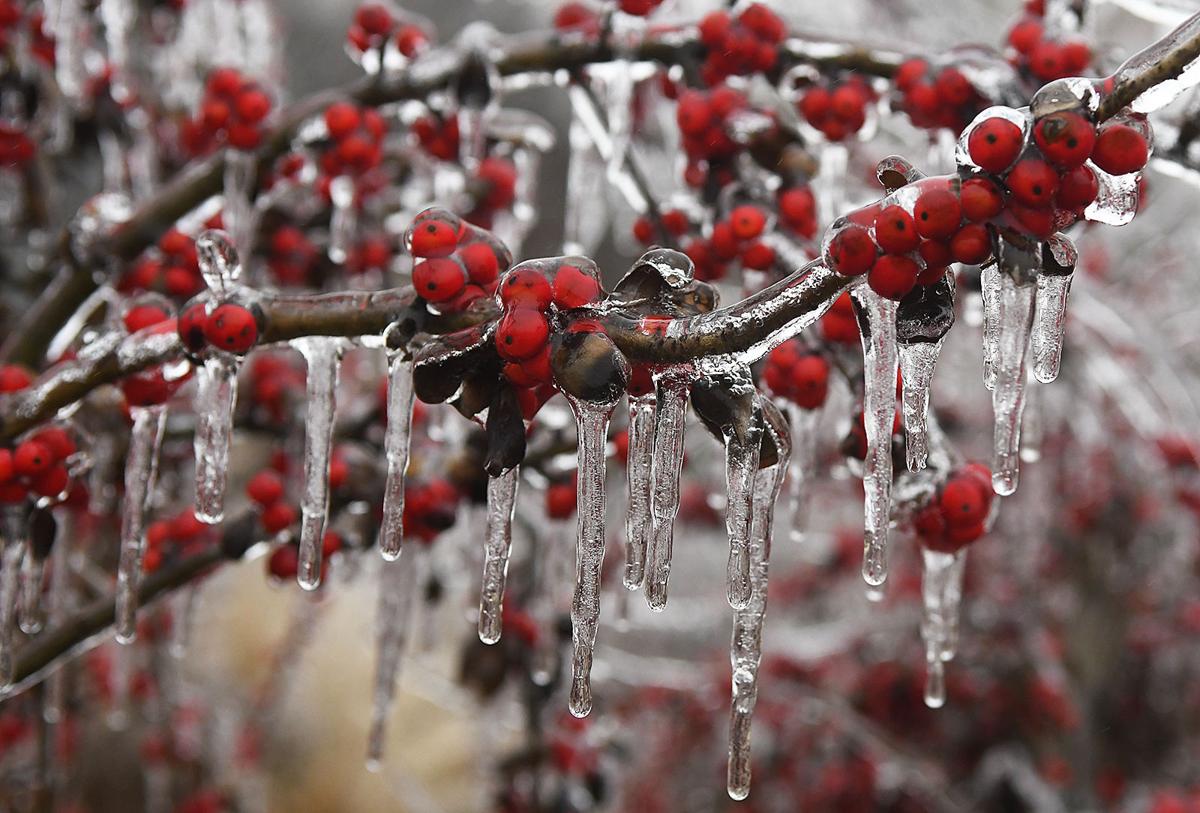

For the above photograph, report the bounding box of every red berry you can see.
[0,366,31,393]
[949,223,992,264]
[791,355,829,409]
[913,187,963,240]
[555,2,601,33]
[960,178,1005,221]
[262,502,296,534]
[1091,123,1149,176]
[830,84,867,120]
[1056,164,1099,210]
[1006,158,1059,208]
[546,482,576,519]
[1033,111,1095,168]
[826,224,877,276]
[203,304,258,353]
[409,219,458,258]
[30,465,68,498]
[1009,204,1056,239]
[799,87,832,124]
[247,470,285,506]
[916,263,946,286]
[413,258,467,303]
[939,475,990,525]
[934,68,972,107]
[459,242,501,285]
[553,264,602,309]
[178,302,209,353]
[968,117,1024,174]
[710,222,740,260]
[0,450,14,484]
[895,59,928,92]
[495,308,550,361]
[394,25,428,57]
[918,240,952,268]
[29,427,75,461]
[729,205,767,240]
[1029,41,1066,81]
[355,3,393,36]
[234,89,271,123]
[632,217,654,243]
[14,441,52,477]
[1008,19,1043,55]
[206,68,242,98]
[123,305,170,333]
[268,545,299,580]
[868,255,919,300]
[741,241,775,270]
[873,205,919,254]
[226,123,261,150]
[324,102,361,140]
[501,268,553,310]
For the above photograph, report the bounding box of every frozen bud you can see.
[549,329,630,404]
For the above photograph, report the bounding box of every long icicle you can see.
[366,547,421,769]
[991,274,1037,496]
[378,353,415,562]
[1031,272,1073,384]
[116,404,168,643]
[898,340,944,472]
[565,395,617,718]
[478,467,520,644]
[623,393,655,590]
[727,400,790,801]
[192,354,238,523]
[645,373,689,611]
[920,547,967,709]
[853,288,899,587]
[294,338,343,590]
[785,403,819,544]
[981,264,1003,391]
[724,400,762,611]
[17,545,44,636]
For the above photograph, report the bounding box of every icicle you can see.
[727,402,789,802]
[327,176,357,264]
[0,510,26,686]
[477,466,519,644]
[293,339,344,591]
[378,353,415,562]
[366,548,421,769]
[981,264,1002,391]
[785,404,819,544]
[565,396,617,718]
[724,408,761,611]
[814,143,849,226]
[595,65,634,182]
[562,117,609,256]
[991,274,1037,496]
[853,289,899,587]
[222,149,258,259]
[645,374,689,612]
[1031,273,1073,384]
[920,547,967,709]
[99,0,136,102]
[115,404,168,644]
[17,547,44,635]
[898,340,943,472]
[623,394,655,590]
[192,354,238,523]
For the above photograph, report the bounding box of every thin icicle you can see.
[328,176,357,264]
[0,510,26,686]
[17,548,44,635]
[853,289,899,587]
[565,396,617,718]
[378,354,415,562]
[623,394,655,590]
[193,354,238,523]
[645,374,689,612]
[366,549,421,770]
[1031,273,1073,384]
[478,467,519,644]
[785,403,819,544]
[920,547,967,709]
[981,264,1002,391]
[293,339,344,591]
[724,411,761,611]
[727,403,789,801]
[116,404,168,643]
[222,149,258,259]
[898,340,944,472]
[991,275,1037,496]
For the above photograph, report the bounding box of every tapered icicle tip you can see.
[569,677,592,718]
[924,659,947,708]
[862,533,888,587]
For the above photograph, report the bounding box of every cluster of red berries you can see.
[1006,13,1091,83]
[631,209,690,247]
[464,156,520,230]
[321,102,387,180]
[119,303,194,407]
[0,426,75,504]
[777,186,817,240]
[892,60,983,132]
[121,228,204,298]
[798,76,875,142]
[762,341,830,410]
[965,107,1150,237]
[178,299,260,355]
[675,85,749,187]
[402,477,461,543]
[180,68,273,155]
[412,112,459,161]
[0,123,34,169]
[913,464,994,551]
[494,256,604,389]
[407,208,512,312]
[143,510,213,574]
[346,3,430,60]
[680,204,775,282]
[266,225,320,287]
[696,4,786,85]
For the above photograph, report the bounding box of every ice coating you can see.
[1086,164,1142,226]
[1032,274,1073,384]
[366,549,421,769]
[193,354,239,524]
[645,373,690,611]
[623,393,655,590]
[981,264,1003,392]
[116,404,168,644]
[1105,11,1200,114]
[478,466,519,644]
[565,395,617,718]
[726,399,790,801]
[17,547,44,636]
[293,338,345,590]
[991,274,1037,496]
[562,118,609,256]
[785,404,819,544]
[196,229,242,299]
[724,385,762,611]
[328,175,357,265]
[899,340,943,472]
[853,288,899,587]
[921,548,967,709]
[378,355,415,562]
